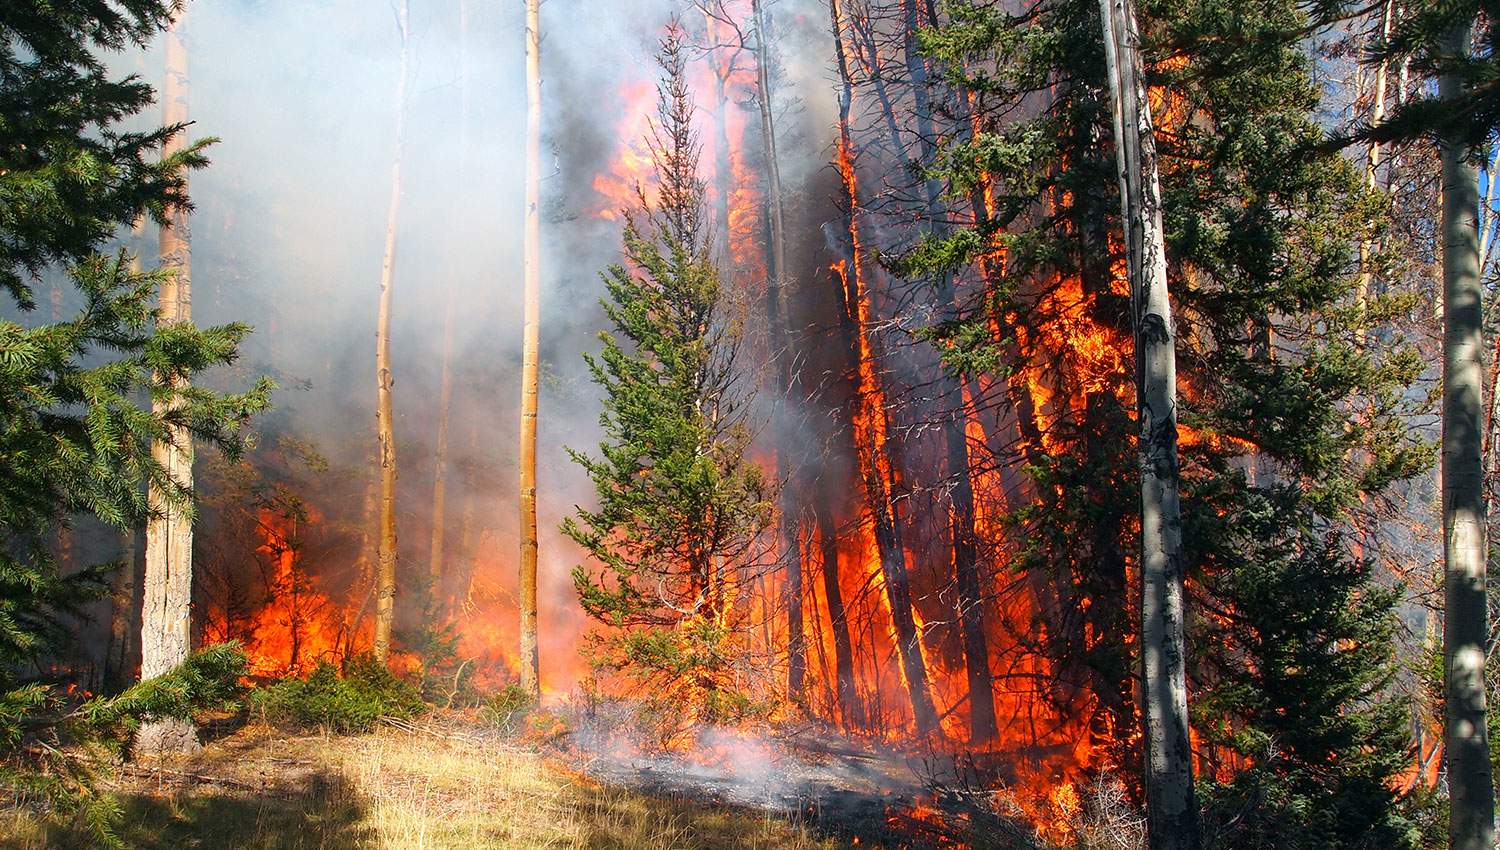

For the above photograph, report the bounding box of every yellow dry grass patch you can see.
[0,722,845,850]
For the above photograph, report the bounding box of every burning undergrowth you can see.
[553,701,1145,850]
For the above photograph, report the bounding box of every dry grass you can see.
[0,720,848,850]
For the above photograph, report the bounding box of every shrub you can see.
[251,653,422,734]
[397,621,476,708]
[480,685,536,731]
[1,644,250,849]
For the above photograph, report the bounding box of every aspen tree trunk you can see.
[1355,0,1393,345]
[1439,19,1496,850]
[139,12,199,753]
[518,0,542,697]
[750,0,805,700]
[373,1,410,665]
[1099,1,1198,847]
[828,0,938,737]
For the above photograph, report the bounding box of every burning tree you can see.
[564,21,772,729]
[912,0,1431,843]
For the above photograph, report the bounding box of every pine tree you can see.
[563,22,771,727]
[0,0,270,826]
[914,0,1429,843]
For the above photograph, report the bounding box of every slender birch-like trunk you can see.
[373,0,410,664]
[1439,19,1496,850]
[1355,0,1393,345]
[138,12,199,754]
[518,0,543,697]
[1099,1,1198,847]
[750,0,805,700]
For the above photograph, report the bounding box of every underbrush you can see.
[248,653,423,734]
[0,722,847,850]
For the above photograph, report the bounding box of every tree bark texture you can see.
[1440,19,1496,850]
[1099,1,1199,847]
[139,12,199,754]
[373,0,410,665]
[518,0,542,697]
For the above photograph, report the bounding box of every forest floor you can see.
[0,711,1018,850]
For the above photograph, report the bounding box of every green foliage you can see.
[0,5,269,845]
[1315,0,1499,150]
[0,0,270,675]
[0,645,249,850]
[77,642,248,751]
[396,621,476,708]
[1192,497,1420,849]
[250,653,423,735]
[914,0,1429,839]
[562,23,770,726]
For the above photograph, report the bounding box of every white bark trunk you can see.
[1440,19,1495,850]
[1099,1,1198,847]
[373,0,410,664]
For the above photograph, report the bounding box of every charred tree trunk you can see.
[1440,18,1496,850]
[518,0,542,698]
[816,492,863,728]
[828,0,937,737]
[105,535,142,693]
[901,0,997,744]
[751,0,805,701]
[373,1,410,665]
[1100,1,1198,847]
[139,12,199,754]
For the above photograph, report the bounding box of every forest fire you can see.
[13,0,1452,847]
[182,6,1133,835]
[243,505,345,677]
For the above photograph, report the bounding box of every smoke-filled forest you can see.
[4,0,1500,848]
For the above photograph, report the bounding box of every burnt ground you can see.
[2,710,1069,850]
[553,713,1055,850]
